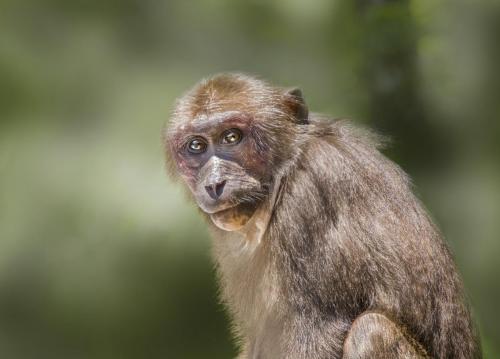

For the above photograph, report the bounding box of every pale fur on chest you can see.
[211,228,283,358]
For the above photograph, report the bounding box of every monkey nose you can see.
[205,180,226,200]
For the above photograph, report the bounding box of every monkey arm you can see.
[343,312,429,359]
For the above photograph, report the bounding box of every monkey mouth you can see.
[209,206,238,217]
[201,191,267,215]
[201,202,238,215]
[203,201,259,215]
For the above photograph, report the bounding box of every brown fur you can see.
[163,73,481,359]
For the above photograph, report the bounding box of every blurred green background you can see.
[0,0,499,358]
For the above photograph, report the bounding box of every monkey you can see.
[163,73,481,359]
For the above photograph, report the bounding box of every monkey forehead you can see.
[170,96,287,131]
[166,73,291,139]
[190,110,248,128]
[175,95,267,122]
[170,110,253,136]
[191,110,238,124]
[172,74,286,120]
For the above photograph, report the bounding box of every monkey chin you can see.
[209,201,260,232]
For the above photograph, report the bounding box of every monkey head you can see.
[163,73,308,232]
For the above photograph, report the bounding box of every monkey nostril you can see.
[215,180,226,197]
[205,180,226,200]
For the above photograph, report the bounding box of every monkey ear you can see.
[284,87,309,124]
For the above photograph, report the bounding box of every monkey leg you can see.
[343,312,429,359]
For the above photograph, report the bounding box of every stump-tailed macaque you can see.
[163,73,481,359]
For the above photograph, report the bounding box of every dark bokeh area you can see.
[0,0,499,358]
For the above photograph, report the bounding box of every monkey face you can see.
[168,112,272,231]
[165,73,309,231]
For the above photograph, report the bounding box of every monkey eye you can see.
[187,137,207,154]
[220,129,242,145]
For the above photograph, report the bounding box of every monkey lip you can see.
[200,201,238,214]
[202,200,260,216]
[217,205,240,214]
